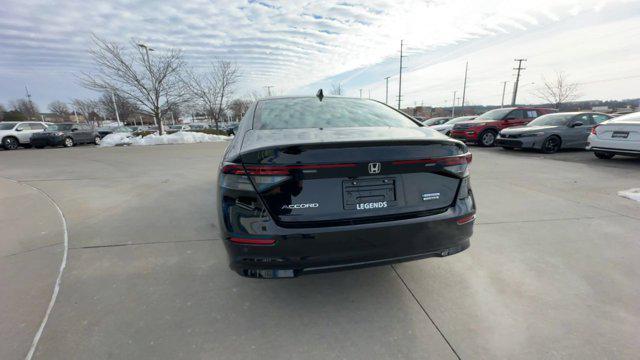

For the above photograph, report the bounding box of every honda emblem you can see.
[368,162,381,174]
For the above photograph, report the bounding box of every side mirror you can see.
[15,128,23,132]
[71,128,79,132]
[570,122,583,128]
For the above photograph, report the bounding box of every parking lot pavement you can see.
[1,144,639,359]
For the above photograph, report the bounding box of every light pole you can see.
[111,90,121,126]
[137,43,159,131]
[501,81,508,108]
[384,76,390,104]
[451,90,457,117]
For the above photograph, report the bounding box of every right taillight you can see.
[392,153,472,177]
[591,125,599,135]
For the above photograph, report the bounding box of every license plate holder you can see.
[343,178,397,210]
[612,131,629,139]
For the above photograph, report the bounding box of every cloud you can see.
[0,0,638,107]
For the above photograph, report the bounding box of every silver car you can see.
[0,121,48,150]
[496,112,611,153]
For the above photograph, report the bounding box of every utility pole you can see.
[25,85,34,120]
[501,81,508,107]
[111,91,121,126]
[384,76,390,104]
[511,59,526,106]
[461,61,468,114]
[397,40,406,109]
[451,90,457,117]
[264,85,274,97]
[368,89,371,99]
[359,89,363,98]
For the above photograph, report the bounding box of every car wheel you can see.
[2,137,19,150]
[541,136,561,154]
[94,136,102,145]
[594,151,615,159]
[501,146,514,150]
[445,131,451,136]
[63,137,74,148]
[479,130,497,147]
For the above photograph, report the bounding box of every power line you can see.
[511,58,527,106]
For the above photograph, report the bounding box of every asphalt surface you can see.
[1,143,639,360]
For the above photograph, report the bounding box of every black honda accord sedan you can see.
[218,95,475,278]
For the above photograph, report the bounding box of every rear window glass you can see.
[253,97,419,130]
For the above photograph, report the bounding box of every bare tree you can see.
[228,98,252,121]
[80,34,187,134]
[9,98,39,119]
[98,92,138,125]
[0,103,5,121]
[72,99,100,125]
[535,71,579,109]
[182,60,240,130]
[330,83,343,95]
[48,101,71,120]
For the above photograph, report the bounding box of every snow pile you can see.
[618,188,640,202]
[99,131,230,147]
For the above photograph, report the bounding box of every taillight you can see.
[591,126,599,135]
[220,162,358,192]
[229,237,276,245]
[392,153,472,176]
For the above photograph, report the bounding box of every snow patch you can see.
[618,188,640,202]
[99,131,230,147]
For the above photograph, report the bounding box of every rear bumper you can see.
[30,136,64,146]
[587,137,640,156]
[222,197,475,278]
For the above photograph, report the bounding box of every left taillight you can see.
[220,163,290,192]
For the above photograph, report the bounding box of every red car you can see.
[450,107,556,146]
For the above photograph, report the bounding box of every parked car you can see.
[450,107,556,146]
[587,111,640,159]
[431,116,477,136]
[495,112,611,153]
[189,124,207,131]
[0,121,48,150]
[97,126,133,138]
[31,123,102,148]
[422,116,451,126]
[218,96,475,278]
[167,124,191,133]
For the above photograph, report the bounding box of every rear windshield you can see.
[253,97,419,130]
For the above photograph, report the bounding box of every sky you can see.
[1,0,639,111]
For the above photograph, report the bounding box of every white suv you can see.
[0,121,48,150]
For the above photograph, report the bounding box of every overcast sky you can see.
[1,0,639,110]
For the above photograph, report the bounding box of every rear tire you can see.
[478,130,497,147]
[594,151,615,159]
[63,137,74,148]
[2,137,19,150]
[94,136,102,145]
[541,136,561,154]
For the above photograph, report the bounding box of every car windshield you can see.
[254,97,419,130]
[47,124,74,131]
[0,122,17,130]
[478,108,512,120]
[527,113,574,126]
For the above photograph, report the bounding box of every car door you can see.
[503,109,525,129]
[79,124,93,143]
[565,114,592,148]
[14,123,32,143]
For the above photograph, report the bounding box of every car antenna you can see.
[316,89,324,102]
